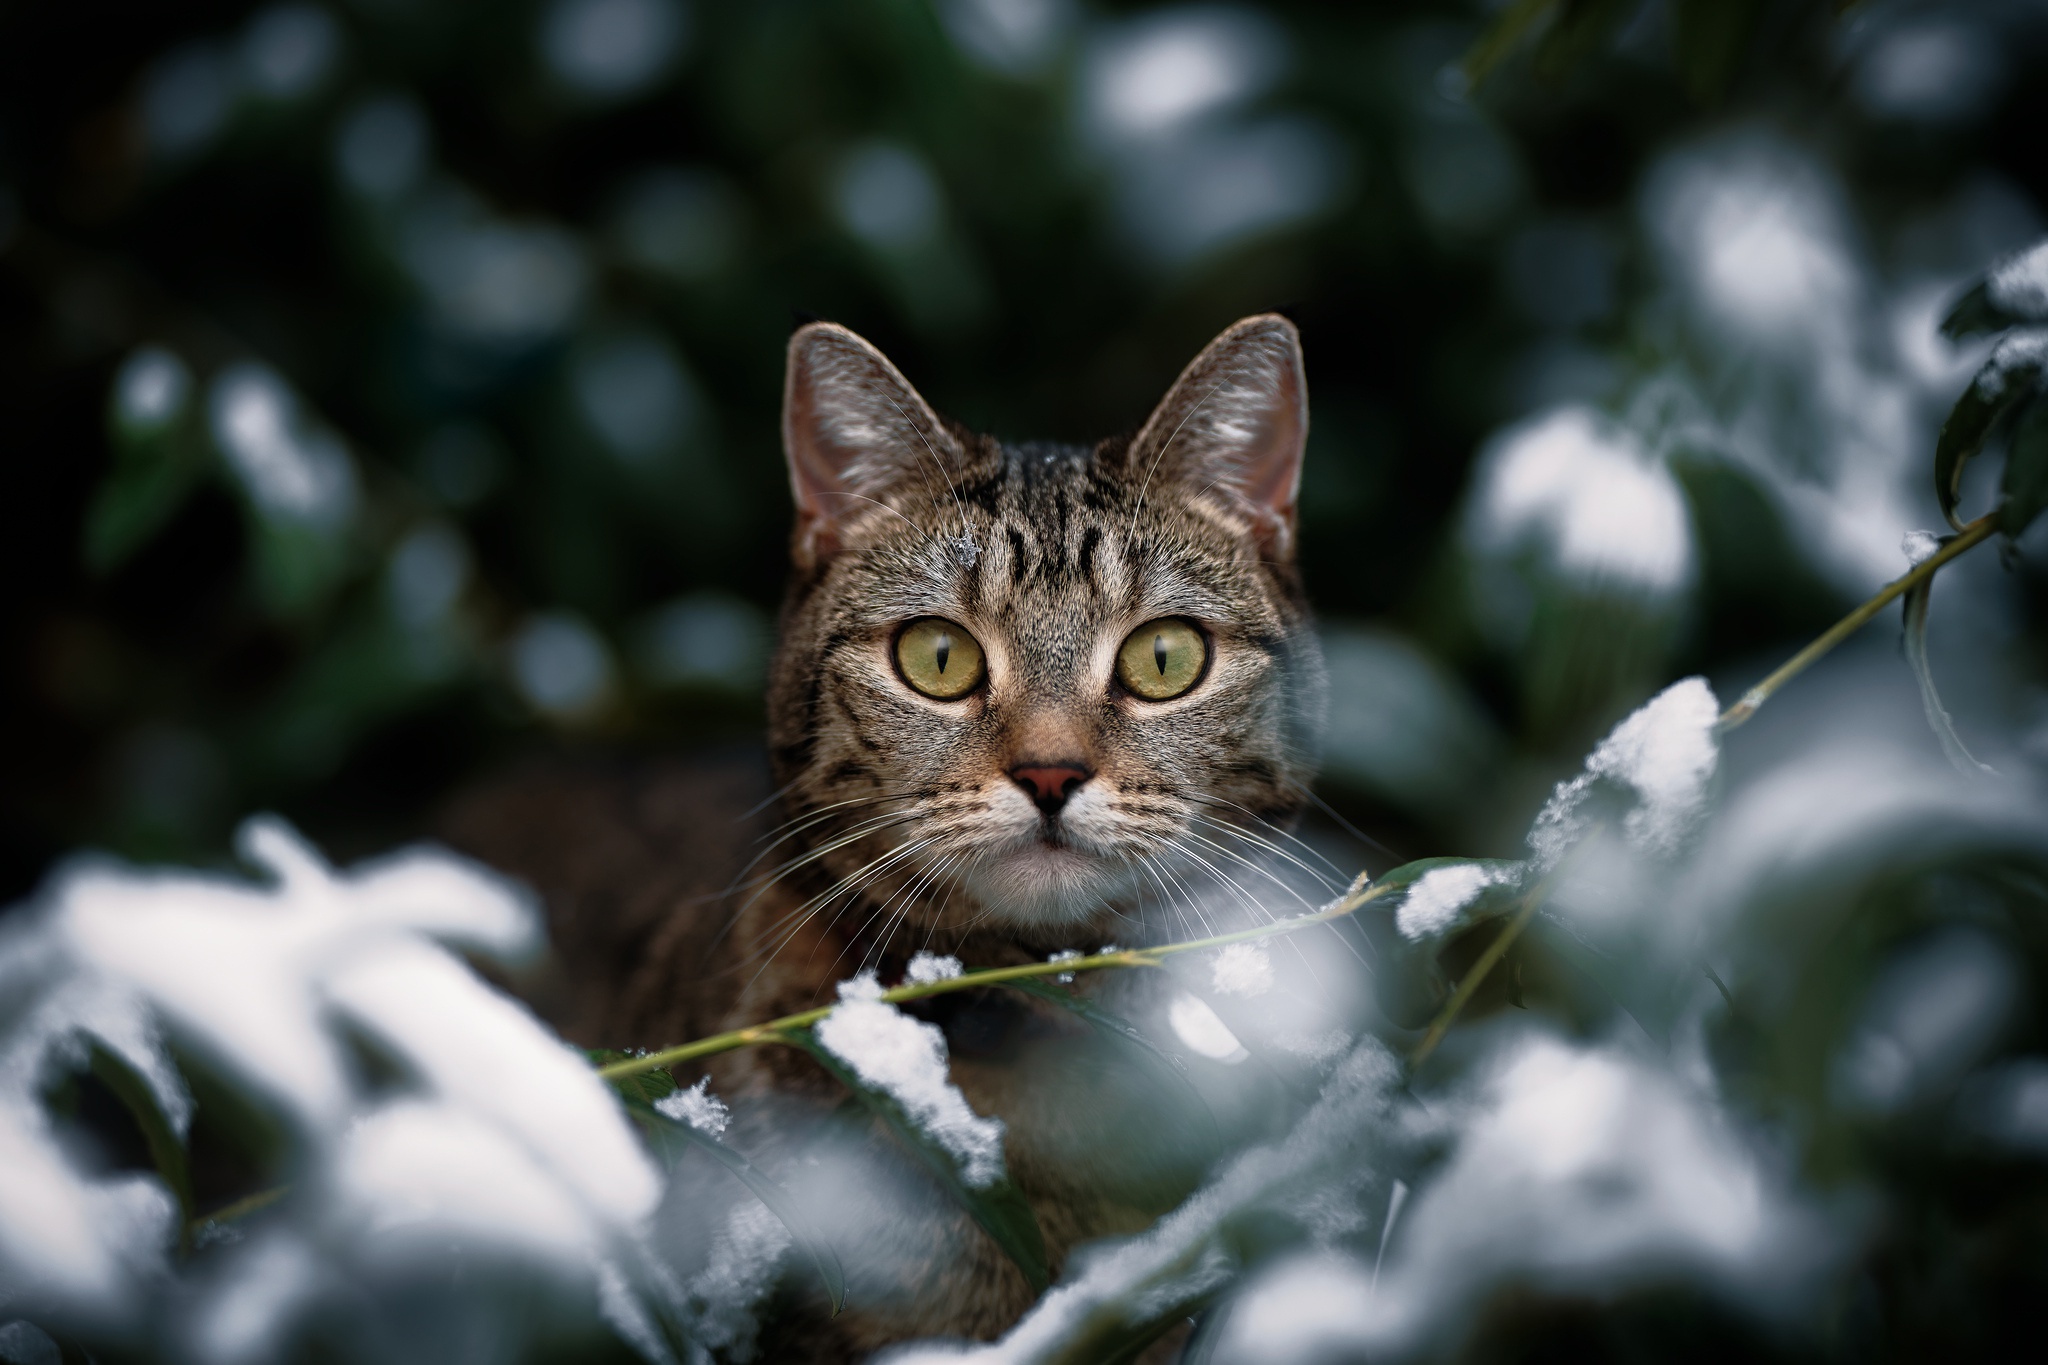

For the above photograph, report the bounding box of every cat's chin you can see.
[960,840,1134,928]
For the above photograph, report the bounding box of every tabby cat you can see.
[445,314,1326,1360]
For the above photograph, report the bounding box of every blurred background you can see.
[4,0,2047,900]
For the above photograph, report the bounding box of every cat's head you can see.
[766,316,1324,939]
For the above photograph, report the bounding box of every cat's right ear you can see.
[782,321,960,568]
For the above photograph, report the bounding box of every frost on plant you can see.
[1986,239,2048,319]
[656,1076,730,1138]
[1395,863,1518,942]
[0,814,667,1352]
[1210,941,1273,997]
[905,952,963,984]
[814,973,1008,1188]
[1530,677,1722,868]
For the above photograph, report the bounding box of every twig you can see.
[597,872,1387,1082]
[1716,513,1996,731]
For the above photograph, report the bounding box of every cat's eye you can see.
[1116,619,1207,701]
[895,618,986,700]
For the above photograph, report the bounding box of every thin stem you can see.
[1407,892,1543,1071]
[1716,513,1996,731]
[597,872,1388,1082]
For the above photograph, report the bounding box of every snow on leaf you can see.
[1465,406,1696,597]
[814,976,1007,1188]
[1395,864,1516,942]
[1530,677,1721,868]
[654,1076,730,1138]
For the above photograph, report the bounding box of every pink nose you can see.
[1010,764,1092,814]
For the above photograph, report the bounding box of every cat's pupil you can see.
[935,634,952,674]
[1153,634,1168,676]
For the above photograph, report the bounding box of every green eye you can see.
[1116,619,1206,701]
[895,618,986,700]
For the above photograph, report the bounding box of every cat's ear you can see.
[782,321,961,566]
[1127,314,1308,558]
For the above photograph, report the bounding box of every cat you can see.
[442,314,1326,1359]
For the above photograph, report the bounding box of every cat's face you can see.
[765,317,1323,939]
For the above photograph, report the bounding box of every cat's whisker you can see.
[741,835,942,985]
[1187,794,1351,885]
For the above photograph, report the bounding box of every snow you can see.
[1167,994,1248,1064]
[208,364,359,531]
[1466,407,1696,596]
[1530,678,1721,867]
[1395,864,1516,942]
[1986,239,2048,319]
[877,1040,1405,1365]
[683,1201,790,1360]
[655,1076,730,1137]
[905,951,964,984]
[1210,942,1273,998]
[1902,529,1941,565]
[0,814,666,1340]
[1360,1036,1825,1352]
[815,974,1008,1187]
[1976,326,2048,399]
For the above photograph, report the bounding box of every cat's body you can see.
[445,315,1325,1359]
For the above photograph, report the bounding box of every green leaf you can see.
[1902,571,1996,778]
[2001,392,2048,537]
[1941,281,2012,341]
[1356,858,1526,1030]
[83,447,204,574]
[88,1043,194,1242]
[1673,0,1767,102]
[622,1098,848,1316]
[997,978,1222,1152]
[588,1049,680,1106]
[788,1030,1050,1293]
[1935,338,2048,530]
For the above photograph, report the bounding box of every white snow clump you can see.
[815,972,1008,1187]
[1465,406,1696,597]
[1902,529,1941,566]
[1986,239,2048,319]
[905,951,964,984]
[0,814,665,1343]
[656,1076,730,1138]
[1396,864,1518,942]
[1530,677,1721,868]
[1168,994,1248,1064]
[1210,941,1274,997]
[1976,327,2048,400]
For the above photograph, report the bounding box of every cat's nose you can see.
[1010,763,1092,815]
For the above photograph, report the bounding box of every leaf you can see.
[997,978,1223,1152]
[2001,392,2048,537]
[1942,281,2012,341]
[788,1030,1050,1293]
[622,1098,848,1316]
[1355,858,1526,1030]
[83,453,205,574]
[1935,336,2048,530]
[1463,0,1561,90]
[588,1049,679,1106]
[1673,0,1767,102]
[88,1042,194,1243]
[1902,571,1996,778]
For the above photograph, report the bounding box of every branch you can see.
[1716,513,1996,731]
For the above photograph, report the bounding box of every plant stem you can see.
[1407,886,1545,1071]
[1716,513,1996,731]
[597,872,1389,1082]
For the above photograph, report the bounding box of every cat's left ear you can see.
[1127,314,1308,559]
